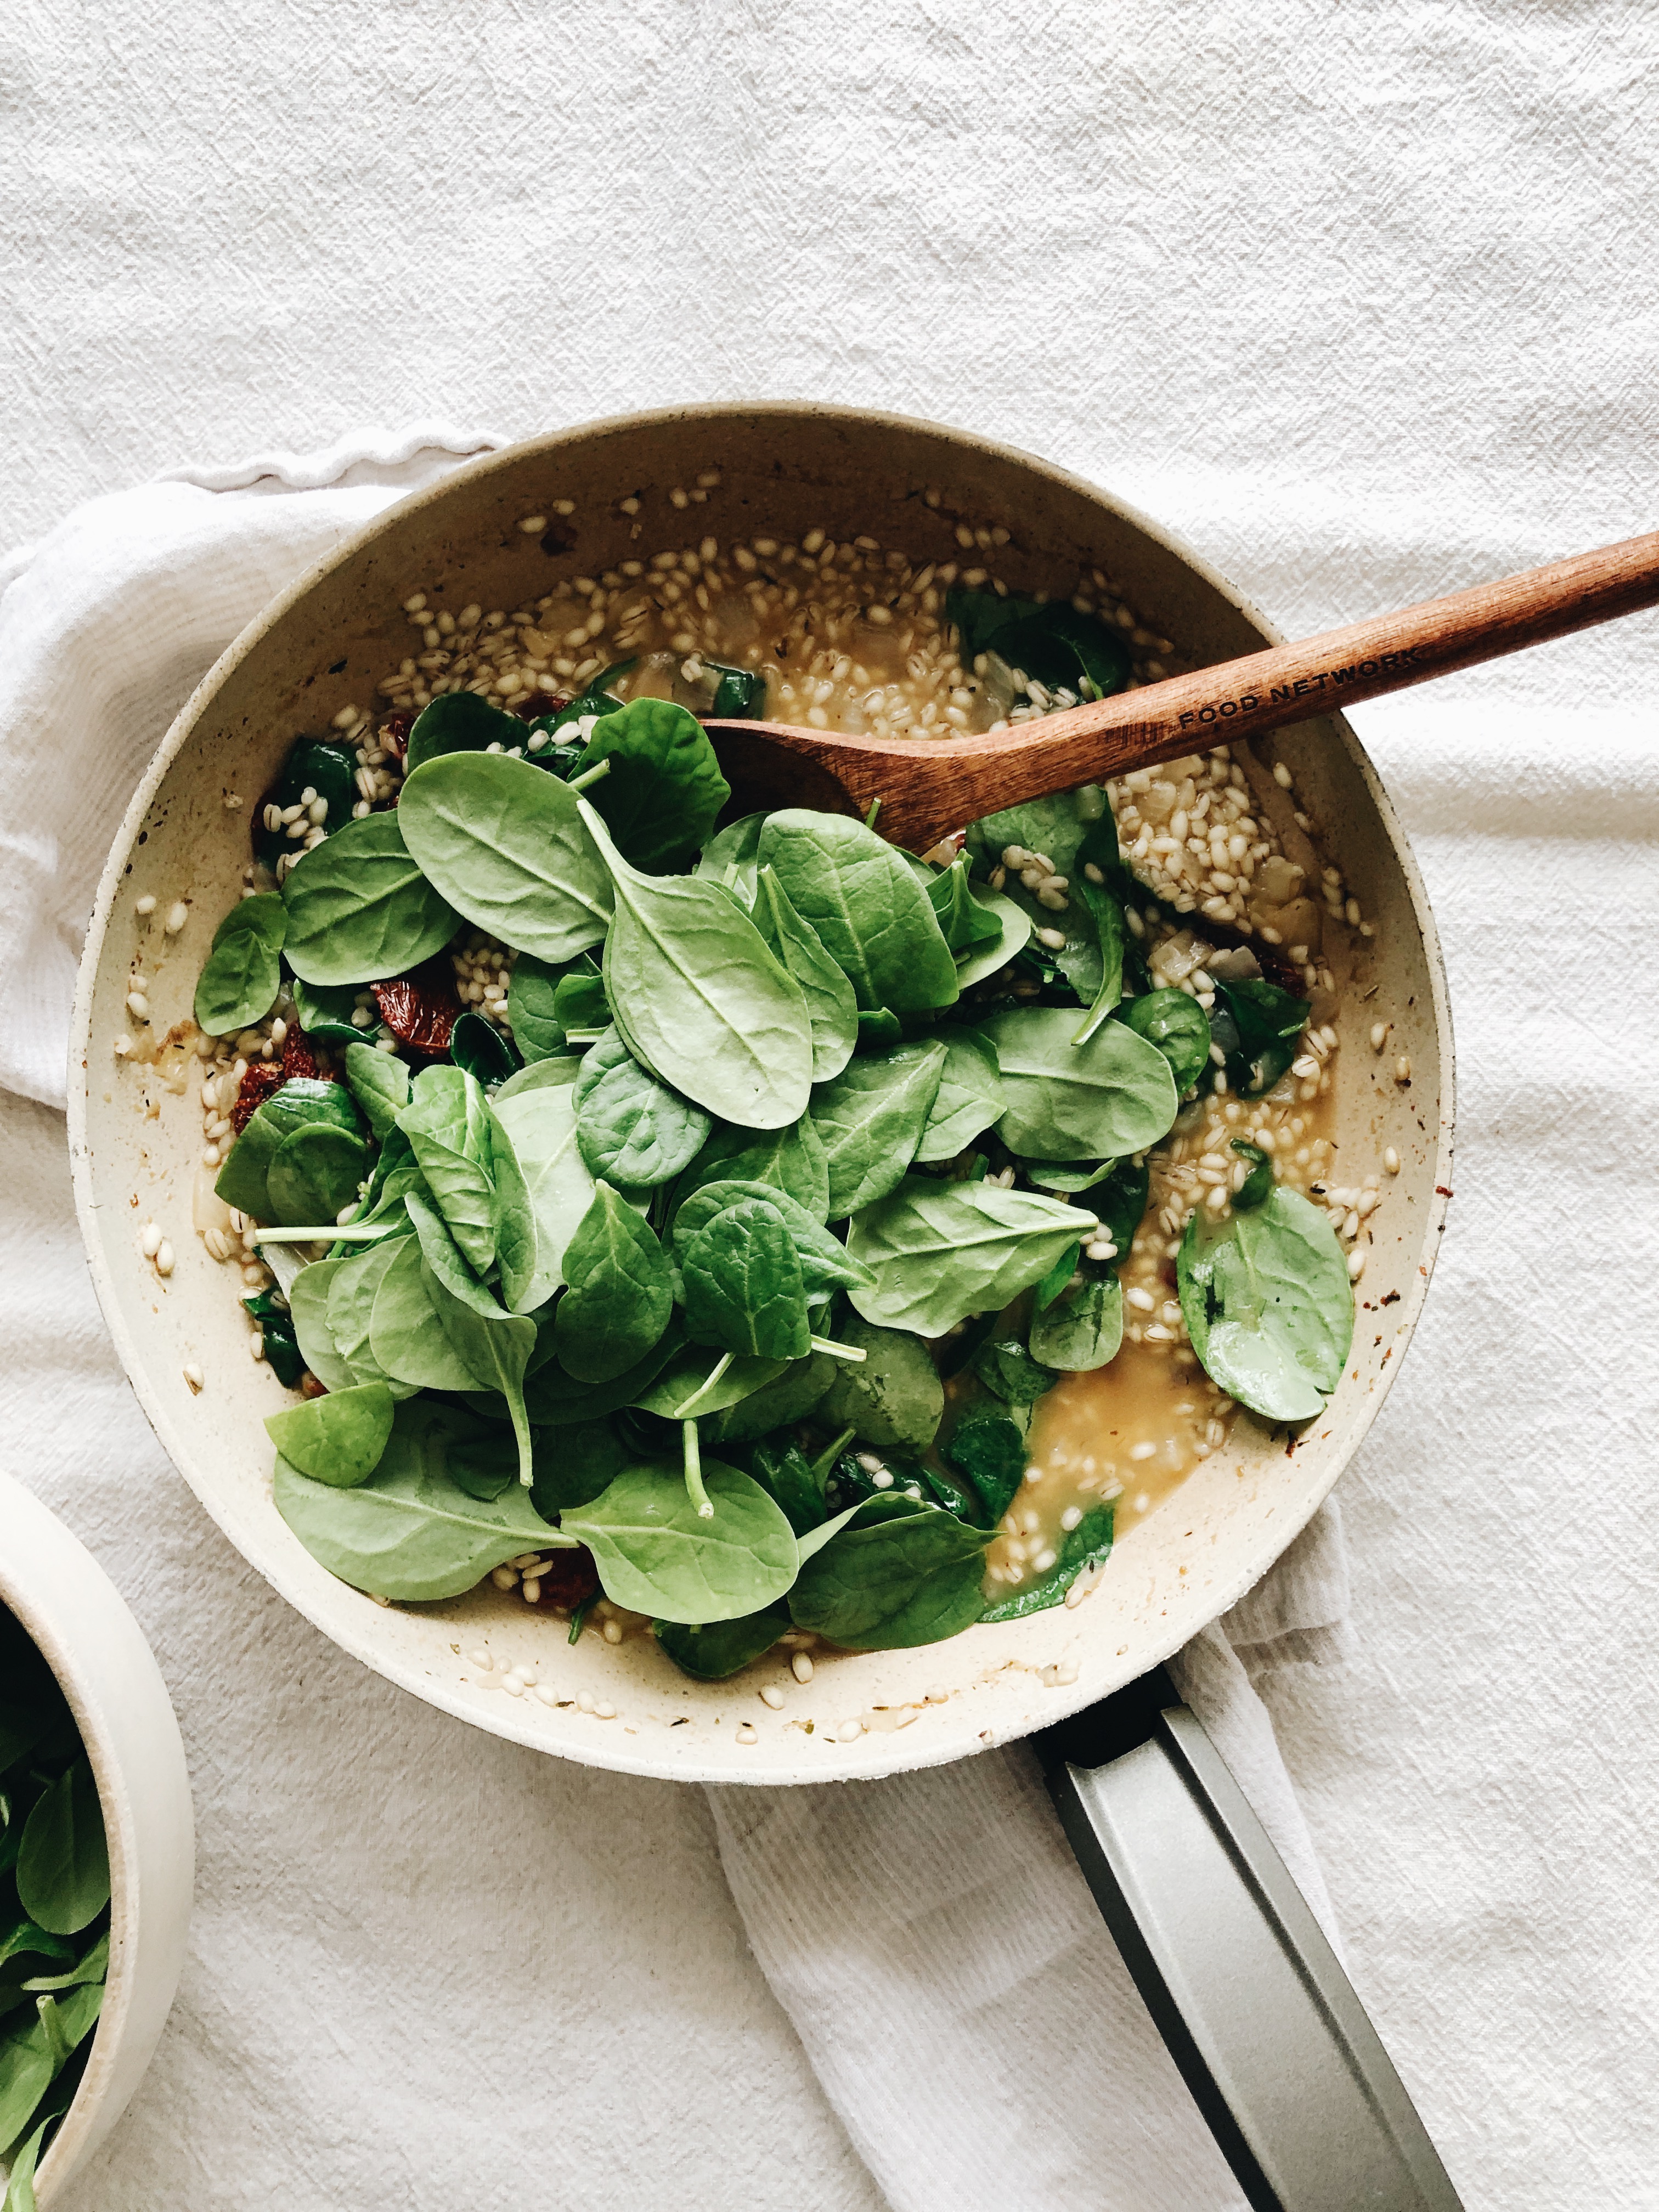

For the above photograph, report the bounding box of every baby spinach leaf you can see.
[695,811,767,906]
[281,813,460,986]
[751,865,859,1084]
[16,1766,108,1937]
[1032,1239,1079,1311]
[573,1028,712,1189]
[1231,1138,1274,1210]
[855,1008,904,1052]
[552,1182,675,1383]
[505,953,572,1063]
[630,1344,788,1421]
[1212,977,1311,1097]
[1178,1185,1353,1422]
[815,1315,944,1452]
[484,1100,540,1312]
[265,1122,368,1227]
[451,1010,520,1089]
[495,1056,583,1103]
[325,1235,421,1397]
[1093,1155,1151,1263]
[914,1026,1005,1164]
[943,1410,1028,1525]
[673,1114,831,1225]
[1029,1275,1123,1372]
[410,1403,518,1503]
[551,969,609,1039]
[343,1040,411,1139]
[580,799,815,1131]
[964,789,1094,887]
[697,1353,836,1446]
[980,1007,1177,1161]
[251,735,358,868]
[995,604,1132,701]
[810,1040,947,1220]
[415,1259,536,1489]
[398,752,613,961]
[529,1416,630,1518]
[951,882,1032,988]
[980,1501,1114,1622]
[273,1412,564,1602]
[680,1198,810,1362]
[747,1440,830,1536]
[20,1929,108,1993]
[235,1289,297,1388]
[404,690,523,774]
[397,1065,498,1278]
[653,1604,792,1681]
[972,1338,1059,1406]
[286,1259,358,1391]
[1120,988,1213,1096]
[213,1077,359,1217]
[562,1462,798,1624]
[193,893,286,1036]
[1069,875,1127,1045]
[264,1381,395,1488]
[367,1235,489,1391]
[2,2115,49,2207]
[847,1177,1096,1338]
[578,697,731,872]
[291,978,371,1045]
[491,1078,594,1305]
[671,1180,870,1297]
[788,1494,989,1649]
[927,854,1004,957]
[758,810,960,1014]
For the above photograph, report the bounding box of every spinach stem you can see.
[863,795,883,830]
[35,1995,68,2069]
[566,758,613,794]
[682,1419,714,1520]
[253,1224,390,1245]
[508,1393,535,1487]
[808,1426,857,1485]
[568,1593,599,1645]
[809,1336,868,1363]
[672,1352,733,1420]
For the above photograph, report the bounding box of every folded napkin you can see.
[0,432,1351,2212]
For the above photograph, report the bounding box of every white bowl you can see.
[0,1472,194,2205]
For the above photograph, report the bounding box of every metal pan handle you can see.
[1034,1669,1463,2212]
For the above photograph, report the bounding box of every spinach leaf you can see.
[752,865,858,1084]
[1231,1138,1274,1210]
[697,1353,836,1446]
[491,1077,594,1304]
[264,1381,395,1487]
[408,1401,519,1503]
[630,1344,789,1421]
[942,1410,1027,1525]
[553,1182,674,1383]
[405,1192,538,1483]
[680,1198,810,1362]
[1092,1155,1151,1263]
[1120,988,1213,1096]
[1178,1185,1353,1421]
[670,1180,868,1296]
[758,810,960,1014]
[397,1065,498,1278]
[581,799,815,1131]
[1212,977,1311,1097]
[495,1056,583,1103]
[15,1766,108,1937]
[484,1099,540,1312]
[252,735,358,869]
[951,882,1032,988]
[573,1028,712,1189]
[815,1315,944,1452]
[810,1040,947,1220]
[980,1007,1177,1161]
[20,1929,108,1993]
[286,1259,358,1391]
[530,1416,631,1518]
[281,813,460,986]
[523,1323,684,1426]
[398,752,613,961]
[1069,873,1127,1045]
[193,893,286,1036]
[368,1235,490,1391]
[343,1041,411,1139]
[214,1077,359,1217]
[325,1235,422,1396]
[1029,1275,1123,1372]
[972,1338,1058,1406]
[947,587,1131,702]
[561,1462,798,1624]
[451,1009,520,1088]
[788,1494,989,1649]
[926,853,1005,957]
[981,1502,1114,1622]
[505,953,571,1063]
[963,790,1093,887]
[273,1411,564,1602]
[404,690,524,774]
[673,1114,831,1226]
[264,1122,368,1227]
[747,1441,830,1536]
[847,1177,1095,1337]
[290,978,366,1045]
[578,697,731,872]
[856,1007,903,1052]
[914,1025,1005,1164]
[551,968,609,1039]
[654,1604,792,1681]
[694,811,767,906]
[237,1289,300,1387]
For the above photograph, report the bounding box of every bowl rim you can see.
[66,402,1455,1785]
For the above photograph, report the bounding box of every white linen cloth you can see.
[4,1,1658,2203]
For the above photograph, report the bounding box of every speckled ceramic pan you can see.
[67,404,1453,1789]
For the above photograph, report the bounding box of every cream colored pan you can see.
[69,407,1458,2210]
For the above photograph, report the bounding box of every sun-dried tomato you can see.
[281,1025,325,1081]
[229,1060,285,1133]
[510,691,571,722]
[300,1371,329,1400]
[371,959,460,1055]
[379,710,414,761]
[527,1547,600,1611]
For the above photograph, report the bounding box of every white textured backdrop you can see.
[3,2,1657,2207]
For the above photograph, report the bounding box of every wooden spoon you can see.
[703,528,1659,850]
